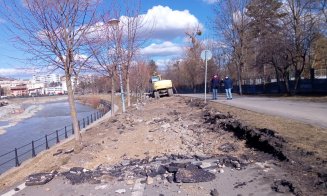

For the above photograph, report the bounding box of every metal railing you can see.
[0,101,111,174]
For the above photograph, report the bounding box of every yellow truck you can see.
[150,74,173,98]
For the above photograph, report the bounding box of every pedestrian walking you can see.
[211,74,220,100]
[224,76,233,100]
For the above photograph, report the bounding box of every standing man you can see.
[224,76,233,100]
[211,74,219,100]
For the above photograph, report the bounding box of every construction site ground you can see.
[0,94,326,196]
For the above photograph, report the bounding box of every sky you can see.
[0,0,218,79]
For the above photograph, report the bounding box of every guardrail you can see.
[0,100,111,174]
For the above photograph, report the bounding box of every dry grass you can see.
[208,102,327,161]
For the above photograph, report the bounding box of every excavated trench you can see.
[185,98,326,195]
[203,111,287,161]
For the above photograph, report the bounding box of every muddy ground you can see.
[0,95,326,195]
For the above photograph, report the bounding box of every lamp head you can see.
[108,18,120,26]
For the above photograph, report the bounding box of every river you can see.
[0,101,98,174]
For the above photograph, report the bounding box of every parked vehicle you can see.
[150,73,173,98]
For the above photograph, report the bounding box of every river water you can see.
[0,101,98,174]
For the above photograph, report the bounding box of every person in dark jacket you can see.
[223,76,233,100]
[211,74,219,100]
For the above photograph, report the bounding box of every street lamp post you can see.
[108,19,126,113]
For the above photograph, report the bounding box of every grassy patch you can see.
[208,102,327,161]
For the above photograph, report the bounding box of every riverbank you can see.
[0,96,68,135]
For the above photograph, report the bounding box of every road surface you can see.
[180,94,327,128]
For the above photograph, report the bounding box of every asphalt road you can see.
[180,93,327,129]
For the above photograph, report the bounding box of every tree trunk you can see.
[274,67,281,94]
[126,74,131,107]
[111,76,115,116]
[237,63,243,95]
[293,70,301,94]
[65,73,81,145]
[283,72,291,95]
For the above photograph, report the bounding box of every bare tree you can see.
[128,59,152,100]
[282,0,320,93]
[119,0,148,108]
[184,27,203,92]
[86,14,122,116]
[246,0,291,93]
[213,0,251,95]
[1,0,99,147]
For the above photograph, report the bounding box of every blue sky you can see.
[0,0,217,79]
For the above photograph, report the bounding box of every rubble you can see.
[61,167,101,185]
[175,166,215,183]
[58,154,253,186]
[25,172,56,186]
[315,171,327,189]
[271,179,302,196]
[210,188,219,196]
[115,189,126,194]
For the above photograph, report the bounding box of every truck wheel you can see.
[154,91,160,99]
[168,88,173,96]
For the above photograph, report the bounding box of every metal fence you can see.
[0,101,111,174]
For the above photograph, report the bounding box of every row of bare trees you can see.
[211,0,327,95]
[161,0,327,96]
[1,0,150,147]
[159,0,326,95]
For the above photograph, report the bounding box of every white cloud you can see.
[86,5,202,41]
[0,67,38,77]
[142,5,203,40]
[141,41,183,56]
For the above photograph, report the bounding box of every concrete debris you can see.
[115,189,126,194]
[315,171,327,189]
[199,161,213,169]
[125,179,134,185]
[64,148,74,154]
[94,184,109,190]
[57,154,252,187]
[53,149,63,156]
[210,188,219,196]
[175,167,215,183]
[25,172,55,186]
[62,167,101,185]
[271,179,302,196]
[146,176,154,185]
[161,123,171,129]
